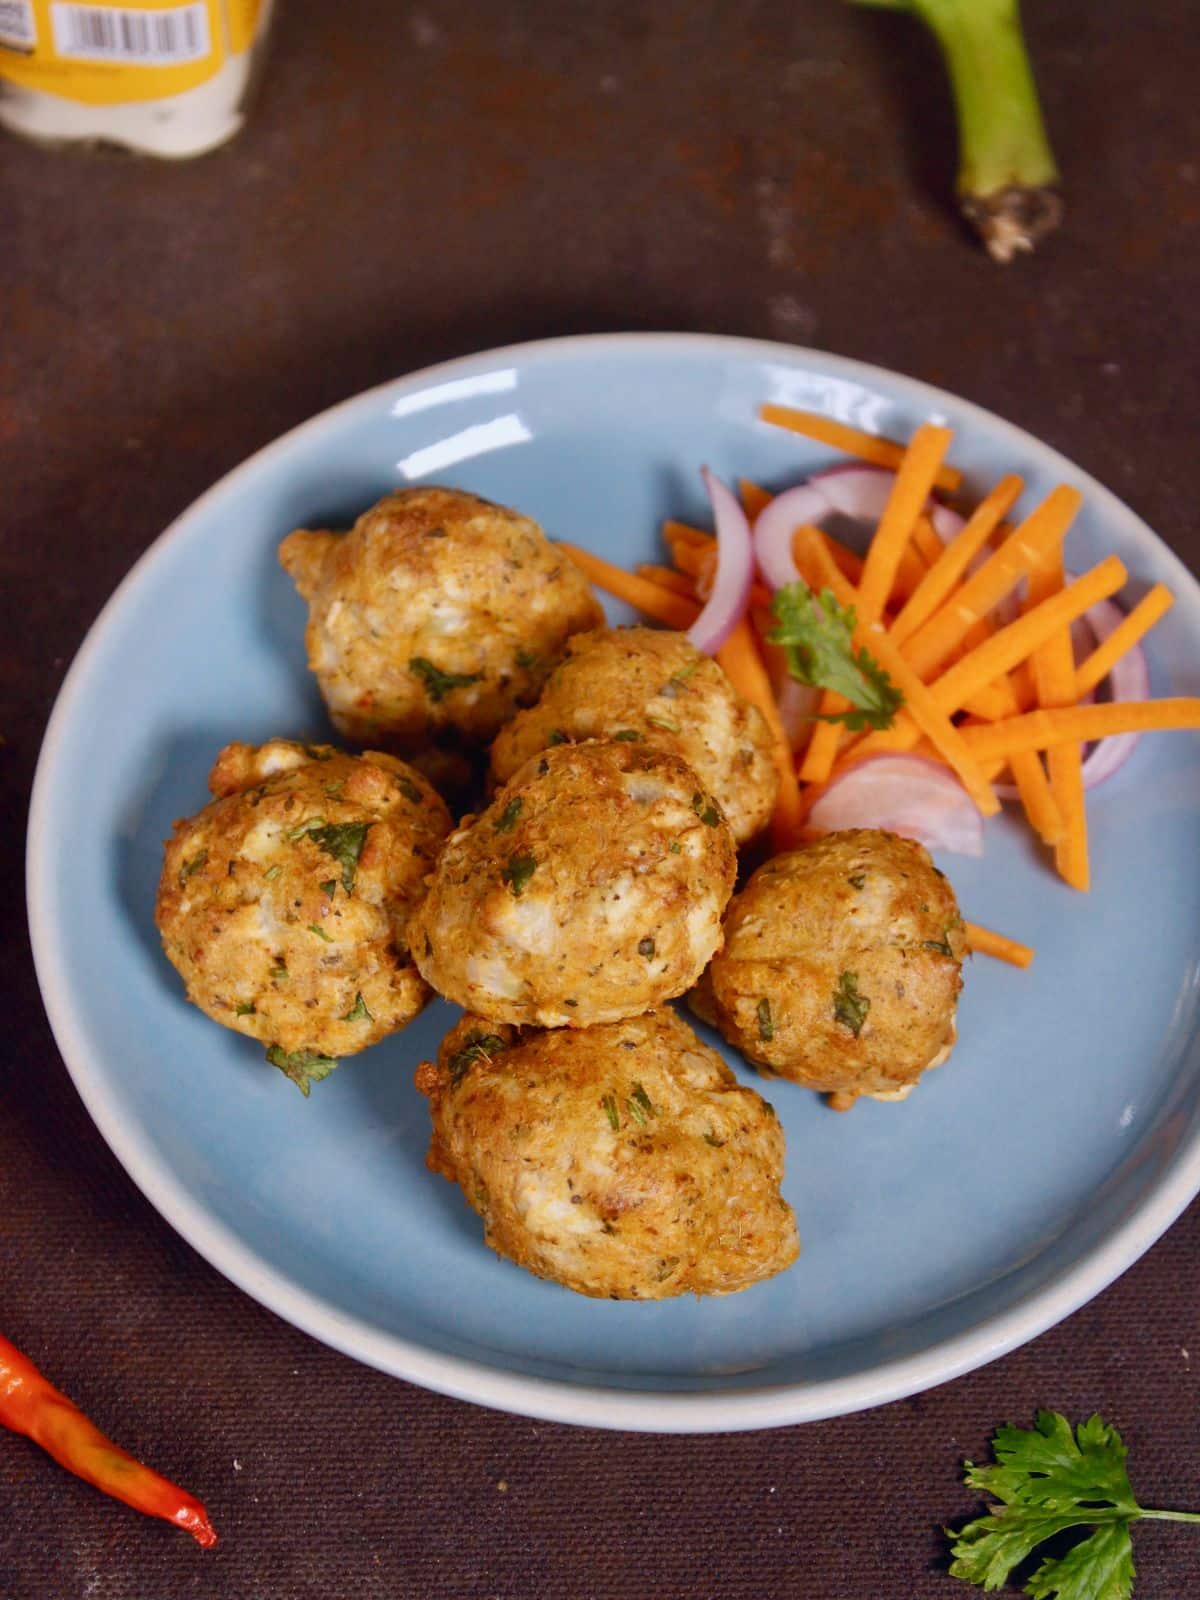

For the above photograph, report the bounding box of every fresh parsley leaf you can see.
[946,1411,1200,1599]
[833,970,870,1036]
[756,998,774,1041]
[341,992,372,1024]
[309,821,371,894]
[447,1031,507,1084]
[265,1044,338,1097]
[502,854,537,896]
[769,580,903,731]
[408,656,482,702]
[495,796,524,833]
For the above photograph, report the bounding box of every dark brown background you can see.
[3,1,1199,1595]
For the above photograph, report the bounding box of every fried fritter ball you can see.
[692,829,967,1108]
[416,1008,799,1299]
[488,626,778,844]
[278,487,603,757]
[155,739,451,1091]
[409,740,737,1028]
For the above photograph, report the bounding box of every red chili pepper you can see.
[0,1331,217,1547]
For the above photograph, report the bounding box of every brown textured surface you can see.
[2,0,1200,1595]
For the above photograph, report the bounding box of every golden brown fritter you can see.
[415,1008,799,1299]
[278,487,603,755]
[409,740,737,1028]
[693,829,967,1108]
[155,739,451,1091]
[488,626,778,844]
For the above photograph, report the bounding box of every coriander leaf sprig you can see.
[948,1411,1200,1599]
[768,581,903,732]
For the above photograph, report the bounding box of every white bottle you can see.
[0,0,274,157]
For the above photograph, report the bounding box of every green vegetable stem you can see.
[848,0,1061,262]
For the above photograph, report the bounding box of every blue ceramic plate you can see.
[27,335,1200,1432]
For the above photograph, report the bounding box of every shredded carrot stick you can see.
[794,527,1000,816]
[662,519,711,547]
[889,474,1024,647]
[669,540,709,580]
[558,543,700,630]
[964,922,1035,968]
[958,699,1200,760]
[856,423,954,625]
[1026,545,1089,890]
[739,479,773,519]
[899,485,1083,681]
[942,556,1127,716]
[716,618,806,849]
[759,404,962,493]
[1075,583,1175,699]
[911,513,945,568]
[635,564,697,597]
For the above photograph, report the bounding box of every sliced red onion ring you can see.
[687,468,755,656]
[752,482,830,591]
[807,753,985,856]
[810,463,964,542]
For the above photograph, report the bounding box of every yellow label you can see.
[0,0,264,105]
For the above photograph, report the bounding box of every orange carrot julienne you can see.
[662,519,711,547]
[1026,544,1089,890]
[669,540,709,580]
[889,474,1024,647]
[794,527,1000,816]
[911,513,946,569]
[759,404,963,493]
[856,423,954,625]
[635,563,698,597]
[958,699,1200,760]
[899,485,1083,681]
[739,478,773,519]
[1075,582,1175,699]
[964,922,1034,968]
[557,543,700,630]
[716,618,805,849]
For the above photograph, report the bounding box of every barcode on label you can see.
[49,2,211,63]
[0,0,36,49]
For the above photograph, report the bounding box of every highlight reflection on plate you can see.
[27,335,1200,1432]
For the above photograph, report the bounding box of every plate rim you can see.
[26,330,1200,1433]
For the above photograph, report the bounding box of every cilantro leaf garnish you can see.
[265,1044,338,1096]
[447,1031,507,1084]
[769,580,903,731]
[502,854,537,896]
[691,791,721,827]
[833,970,870,1036]
[948,1411,1200,1598]
[408,656,483,702]
[308,821,371,894]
